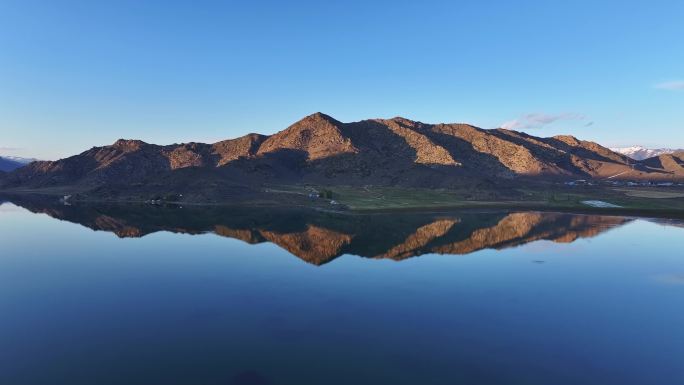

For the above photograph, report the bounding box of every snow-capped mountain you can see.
[0,156,36,172]
[1,156,35,164]
[610,146,682,161]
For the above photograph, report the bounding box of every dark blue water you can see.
[1,201,683,385]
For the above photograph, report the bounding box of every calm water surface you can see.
[1,199,683,385]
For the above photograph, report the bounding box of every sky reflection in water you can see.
[0,201,683,385]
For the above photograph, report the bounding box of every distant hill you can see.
[641,152,684,177]
[0,156,35,172]
[611,146,683,161]
[1,113,682,201]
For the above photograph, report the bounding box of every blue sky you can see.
[1,0,682,160]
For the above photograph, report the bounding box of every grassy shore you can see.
[283,184,684,218]
[4,183,684,219]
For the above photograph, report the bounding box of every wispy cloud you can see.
[0,147,22,155]
[654,80,684,90]
[500,113,586,130]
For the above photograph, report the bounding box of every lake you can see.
[1,198,683,385]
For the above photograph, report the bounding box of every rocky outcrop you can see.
[212,134,266,166]
[257,113,357,160]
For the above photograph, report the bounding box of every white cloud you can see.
[654,81,684,90]
[500,113,586,130]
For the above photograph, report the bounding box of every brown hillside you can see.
[257,113,357,160]
[642,153,684,177]
[2,112,681,199]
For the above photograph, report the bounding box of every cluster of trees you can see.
[318,189,334,199]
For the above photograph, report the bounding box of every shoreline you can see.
[3,190,684,220]
[350,204,684,220]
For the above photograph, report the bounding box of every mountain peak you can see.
[552,135,581,145]
[302,112,339,123]
[389,116,421,126]
[610,146,683,160]
[257,112,355,160]
[281,112,344,130]
[112,139,147,151]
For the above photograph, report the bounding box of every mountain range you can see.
[610,146,684,161]
[1,113,683,202]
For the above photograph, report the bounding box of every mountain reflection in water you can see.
[5,197,633,265]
